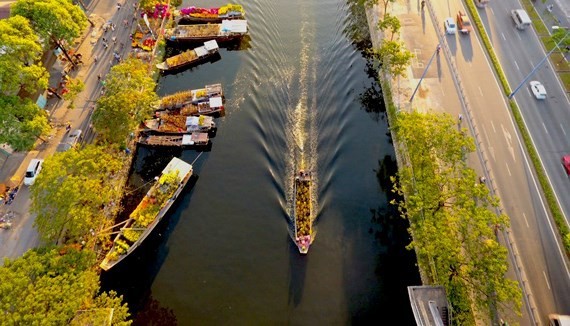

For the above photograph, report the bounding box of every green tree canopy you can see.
[0,95,51,151]
[392,111,522,325]
[31,145,125,243]
[93,58,158,144]
[0,15,48,94]
[0,246,98,325]
[377,13,400,41]
[373,39,414,78]
[11,0,87,44]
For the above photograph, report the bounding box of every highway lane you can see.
[428,0,570,323]
[478,0,570,318]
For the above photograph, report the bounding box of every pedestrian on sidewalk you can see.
[458,113,463,123]
[111,24,116,32]
[97,74,102,81]
[93,55,98,63]
[117,3,122,10]
[123,19,129,27]
[421,0,425,10]
[103,41,108,49]
[436,44,441,55]
[112,36,117,44]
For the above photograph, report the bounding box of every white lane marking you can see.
[517,33,522,41]
[501,32,506,41]
[479,86,484,96]
[522,212,530,228]
[561,123,567,136]
[543,122,549,134]
[514,60,520,71]
[505,162,512,176]
[490,7,495,16]
[501,124,516,162]
[482,125,496,161]
[543,271,551,290]
[490,120,496,133]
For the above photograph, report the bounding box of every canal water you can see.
[101,0,420,324]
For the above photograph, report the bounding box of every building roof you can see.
[408,285,450,326]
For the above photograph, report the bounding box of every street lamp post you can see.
[508,30,569,99]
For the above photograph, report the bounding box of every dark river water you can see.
[101,0,420,324]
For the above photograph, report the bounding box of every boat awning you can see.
[204,40,219,51]
[221,19,247,33]
[186,116,199,126]
[195,46,208,57]
[192,132,209,143]
[210,97,223,108]
[181,134,194,145]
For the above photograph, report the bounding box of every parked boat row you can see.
[165,19,248,43]
[100,157,193,271]
[158,83,223,110]
[143,115,216,134]
[177,3,245,24]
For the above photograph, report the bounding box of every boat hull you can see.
[100,158,193,271]
[178,16,244,24]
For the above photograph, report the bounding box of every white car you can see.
[529,81,547,99]
[444,17,457,34]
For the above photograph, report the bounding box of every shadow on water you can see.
[287,237,308,308]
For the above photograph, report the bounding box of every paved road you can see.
[425,0,570,323]
[477,0,570,319]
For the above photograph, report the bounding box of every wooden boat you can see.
[137,133,210,147]
[143,115,215,134]
[100,157,193,271]
[165,20,248,43]
[156,40,220,71]
[159,84,223,110]
[293,170,313,254]
[177,4,245,24]
[157,96,224,118]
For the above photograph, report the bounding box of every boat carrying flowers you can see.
[156,40,220,71]
[293,170,313,254]
[158,83,223,110]
[165,20,248,43]
[177,3,245,24]
[100,157,193,271]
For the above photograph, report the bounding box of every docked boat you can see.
[293,170,313,254]
[165,19,248,43]
[177,4,245,24]
[143,115,216,134]
[100,157,193,271]
[159,83,223,110]
[156,40,220,71]
[157,97,224,118]
[137,132,210,148]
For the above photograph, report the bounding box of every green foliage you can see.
[140,0,181,11]
[552,28,570,54]
[0,95,51,151]
[30,145,125,243]
[377,13,400,41]
[0,15,48,94]
[0,246,99,325]
[93,58,158,144]
[392,111,522,324]
[372,39,414,78]
[62,78,85,108]
[11,0,88,44]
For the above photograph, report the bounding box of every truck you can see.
[457,11,473,34]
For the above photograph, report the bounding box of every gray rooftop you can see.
[408,285,450,326]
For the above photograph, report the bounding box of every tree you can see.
[392,111,522,325]
[377,13,401,41]
[0,246,99,325]
[0,15,48,94]
[0,246,132,325]
[552,28,569,59]
[373,39,414,77]
[31,145,124,243]
[11,0,88,65]
[0,95,51,151]
[70,291,131,326]
[93,58,158,144]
